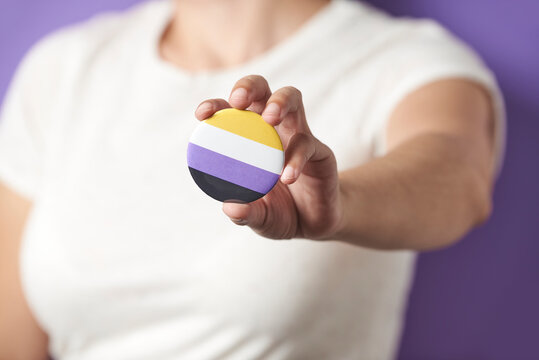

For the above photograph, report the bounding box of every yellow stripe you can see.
[204,109,283,151]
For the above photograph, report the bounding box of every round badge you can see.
[187,108,284,203]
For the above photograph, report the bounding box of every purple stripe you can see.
[187,143,280,194]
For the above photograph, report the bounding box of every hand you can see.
[195,75,342,240]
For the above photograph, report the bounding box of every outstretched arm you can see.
[337,79,495,249]
[195,76,496,250]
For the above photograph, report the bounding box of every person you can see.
[0,0,504,359]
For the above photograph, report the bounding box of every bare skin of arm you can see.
[0,183,48,360]
[196,76,495,250]
[337,79,495,249]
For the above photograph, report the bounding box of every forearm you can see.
[334,132,493,250]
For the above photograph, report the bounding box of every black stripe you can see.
[188,167,266,203]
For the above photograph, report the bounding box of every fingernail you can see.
[230,88,248,103]
[263,103,281,119]
[281,165,297,181]
[231,217,248,226]
[195,102,213,115]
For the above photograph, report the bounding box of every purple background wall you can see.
[1,0,537,358]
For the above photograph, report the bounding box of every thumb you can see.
[222,200,267,229]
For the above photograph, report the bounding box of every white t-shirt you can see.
[0,0,504,359]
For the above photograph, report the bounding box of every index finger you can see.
[194,98,231,120]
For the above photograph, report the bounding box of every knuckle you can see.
[271,92,288,106]
[246,74,268,84]
[197,100,212,109]
[207,99,224,108]
[284,86,302,99]
[272,86,303,113]
[303,134,317,155]
[245,75,269,90]
[295,132,310,144]
[237,75,270,99]
[290,133,315,156]
[237,76,255,90]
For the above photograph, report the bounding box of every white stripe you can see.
[189,122,284,175]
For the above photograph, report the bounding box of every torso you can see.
[18,1,432,358]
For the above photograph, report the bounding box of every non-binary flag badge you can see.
[187,108,284,203]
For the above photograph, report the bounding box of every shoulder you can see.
[325,2,503,166]
[3,0,171,124]
[312,0,493,90]
[329,1,498,105]
[339,1,490,75]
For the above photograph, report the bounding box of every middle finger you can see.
[228,75,272,114]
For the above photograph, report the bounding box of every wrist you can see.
[334,177,351,240]
[319,177,352,241]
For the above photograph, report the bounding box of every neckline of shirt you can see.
[145,0,362,82]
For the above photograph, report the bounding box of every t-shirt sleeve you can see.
[369,20,506,175]
[0,37,61,199]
